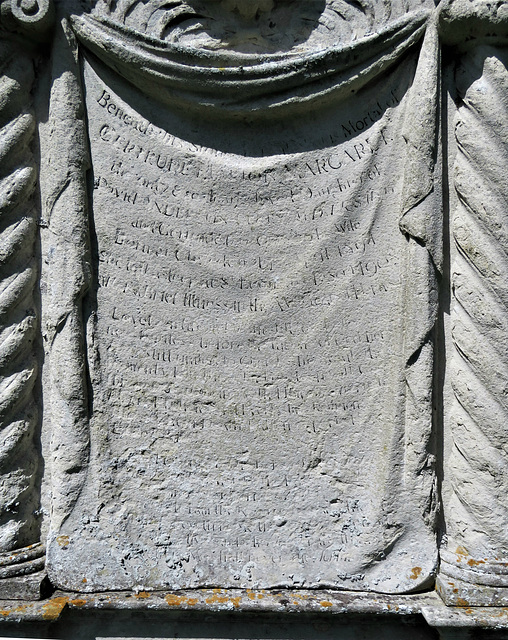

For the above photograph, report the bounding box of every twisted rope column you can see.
[0,39,45,598]
[437,45,508,606]
[0,0,53,599]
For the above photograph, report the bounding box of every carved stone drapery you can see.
[39,0,445,594]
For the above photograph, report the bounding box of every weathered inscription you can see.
[52,55,435,593]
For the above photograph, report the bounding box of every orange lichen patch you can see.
[165,594,198,607]
[134,591,151,599]
[82,578,87,583]
[0,609,10,617]
[205,593,241,608]
[69,599,87,608]
[455,546,468,561]
[456,597,469,607]
[320,601,333,608]
[42,597,69,620]
[56,535,69,548]
[410,567,422,580]
[467,558,485,567]
[246,590,256,600]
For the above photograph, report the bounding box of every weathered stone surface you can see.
[1,0,508,626]
[438,0,508,604]
[43,0,443,593]
[0,0,52,600]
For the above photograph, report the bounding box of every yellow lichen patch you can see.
[205,593,241,608]
[165,594,198,607]
[56,535,70,548]
[42,597,69,620]
[246,590,256,600]
[410,567,422,580]
[320,601,333,608]
[467,558,485,567]
[0,609,10,617]
[134,591,151,599]
[70,599,87,608]
[455,546,468,561]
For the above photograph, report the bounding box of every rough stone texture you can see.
[0,0,50,600]
[438,0,508,606]
[1,0,508,631]
[43,0,443,594]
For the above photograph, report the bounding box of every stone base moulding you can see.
[0,544,47,601]
[437,550,508,606]
[0,590,505,639]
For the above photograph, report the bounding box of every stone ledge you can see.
[0,588,494,624]
[0,589,441,623]
[0,589,507,637]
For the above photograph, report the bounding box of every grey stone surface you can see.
[45,0,441,594]
[0,0,508,633]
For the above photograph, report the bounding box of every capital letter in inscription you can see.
[97,90,110,107]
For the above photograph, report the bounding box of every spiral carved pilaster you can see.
[0,40,45,593]
[438,46,508,605]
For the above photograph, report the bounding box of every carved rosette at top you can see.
[0,0,53,599]
[437,0,508,605]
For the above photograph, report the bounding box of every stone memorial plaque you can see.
[48,57,436,592]
[45,0,439,595]
[2,0,508,623]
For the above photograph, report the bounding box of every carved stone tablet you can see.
[46,1,439,593]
